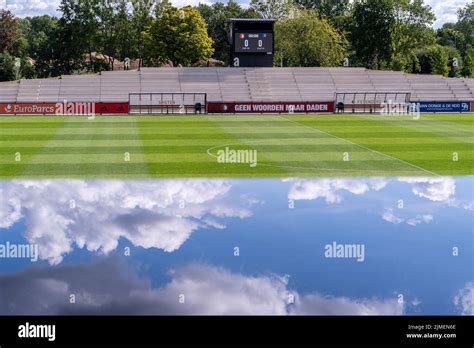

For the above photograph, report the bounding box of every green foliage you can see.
[1,0,471,75]
[350,0,394,69]
[250,0,295,20]
[295,0,351,18]
[350,0,436,71]
[197,1,260,64]
[130,0,158,68]
[455,2,474,55]
[0,10,19,54]
[461,45,474,77]
[390,0,436,71]
[0,52,16,81]
[437,25,465,51]
[56,0,98,74]
[414,45,450,76]
[444,45,462,77]
[19,16,59,77]
[275,10,348,67]
[20,57,36,79]
[144,6,214,66]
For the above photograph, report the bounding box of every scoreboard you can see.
[230,19,275,67]
[234,32,273,53]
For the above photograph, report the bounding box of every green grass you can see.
[0,113,472,178]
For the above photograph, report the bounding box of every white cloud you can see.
[0,180,254,265]
[406,214,433,226]
[293,293,403,315]
[0,260,405,315]
[454,282,474,315]
[398,177,456,203]
[0,189,22,228]
[3,0,468,28]
[382,208,433,226]
[461,201,474,211]
[284,178,387,204]
[172,0,213,7]
[382,209,404,224]
[4,0,60,18]
[426,0,468,28]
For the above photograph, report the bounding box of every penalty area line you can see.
[279,116,441,177]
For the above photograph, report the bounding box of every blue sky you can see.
[0,0,471,28]
[0,177,472,315]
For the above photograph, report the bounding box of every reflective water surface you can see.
[0,177,472,315]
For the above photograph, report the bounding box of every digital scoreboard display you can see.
[235,32,273,53]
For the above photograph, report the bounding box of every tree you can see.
[350,0,436,71]
[350,0,394,69]
[437,24,465,53]
[444,45,462,77]
[131,0,159,68]
[295,0,351,18]
[461,45,474,77]
[0,52,16,81]
[275,9,348,67]
[144,6,214,66]
[250,0,295,21]
[294,0,352,32]
[457,3,473,37]
[455,2,474,56]
[57,0,99,73]
[414,45,449,76]
[0,10,19,54]
[95,0,119,70]
[197,1,260,65]
[390,0,436,71]
[115,0,134,62]
[19,16,59,77]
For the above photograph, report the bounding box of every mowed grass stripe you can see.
[359,115,474,144]
[0,118,64,176]
[1,114,472,178]
[1,138,470,149]
[18,116,150,177]
[287,115,473,175]
[0,160,426,177]
[1,144,471,156]
[3,131,470,141]
[210,115,437,176]
[138,116,287,177]
[423,114,474,126]
[6,150,467,165]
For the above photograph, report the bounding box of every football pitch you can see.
[0,114,472,178]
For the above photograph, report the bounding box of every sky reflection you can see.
[0,177,472,315]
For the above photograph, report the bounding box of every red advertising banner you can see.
[94,103,129,114]
[208,101,334,114]
[0,103,56,115]
[0,103,129,115]
[471,101,474,113]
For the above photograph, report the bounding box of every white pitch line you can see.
[280,116,441,177]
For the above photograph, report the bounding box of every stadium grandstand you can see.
[0,67,473,115]
[0,67,473,104]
